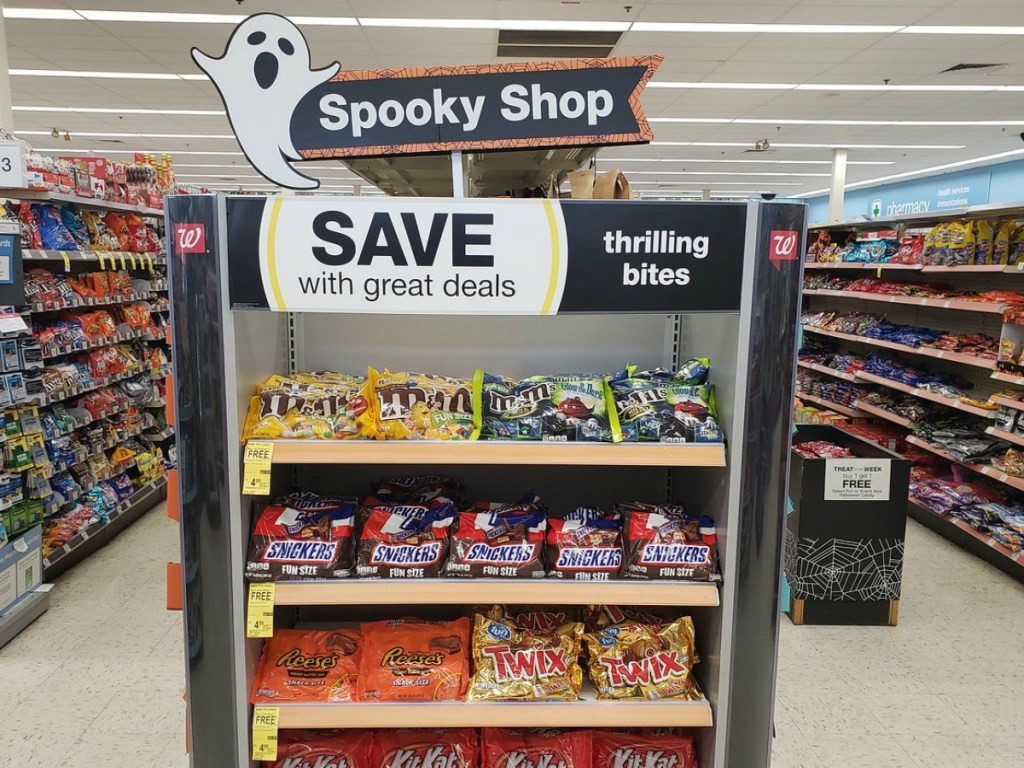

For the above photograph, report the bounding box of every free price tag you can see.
[824,458,891,501]
[242,440,274,495]
[246,582,275,638]
[251,706,280,761]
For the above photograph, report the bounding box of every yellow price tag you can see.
[119,253,127,269]
[97,252,106,269]
[243,440,274,495]
[246,582,275,638]
[129,253,138,269]
[62,252,71,271]
[251,706,280,761]
[147,254,154,270]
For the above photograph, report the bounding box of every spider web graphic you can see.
[785,535,904,601]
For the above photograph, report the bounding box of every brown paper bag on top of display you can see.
[593,169,633,200]
[567,169,596,199]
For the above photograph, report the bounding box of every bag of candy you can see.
[370,368,475,440]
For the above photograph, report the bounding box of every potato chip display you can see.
[357,618,470,702]
[269,730,374,768]
[371,729,479,768]
[618,502,719,581]
[591,731,698,768]
[584,616,702,701]
[369,368,475,440]
[482,729,591,768]
[250,629,361,704]
[468,613,583,701]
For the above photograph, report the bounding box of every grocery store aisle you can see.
[2,509,1023,768]
[0,502,188,768]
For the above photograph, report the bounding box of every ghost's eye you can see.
[247,31,266,45]
[279,38,295,55]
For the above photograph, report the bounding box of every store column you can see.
[828,148,848,223]
[0,0,14,131]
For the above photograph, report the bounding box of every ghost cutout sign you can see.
[192,14,338,190]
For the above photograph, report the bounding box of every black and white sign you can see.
[223,197,746,314]
[824,459,892,501]
[192,14,661,190]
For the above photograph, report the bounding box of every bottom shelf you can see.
[907,500,1024,584]
[0,589,49,650]
[43,475,168,578]
[271,691,714,729]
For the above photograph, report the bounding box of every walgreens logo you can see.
[174,223,206,253]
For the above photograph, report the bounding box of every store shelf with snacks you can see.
[42,474,168,578]
[801,325,998,371]
[796,359,859,382]
[273,579,721,608]
[142,425,174,441]
[992,370,1024,386]
[21,249,166,266]
[852,371,996,419]
[803,262,923,271]
[907,499,1024,583]
[905,435,1024,493]
[170,194,804,768]
[984,426,1024,448]
[802,288,1010,315]
[808,199,1024,231]
[28,290,151,314]
[25,365,148,407]
[40,327,159,360]
[0,188,164,217]
[271,692,715,730]
[990,394,1024,411]
[261,439,728,468]
[795,390,865,418]
[852,400,916,429]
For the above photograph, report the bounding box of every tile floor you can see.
[1,504,1022,767]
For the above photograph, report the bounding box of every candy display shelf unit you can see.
[167,193,806,768]
[802,202,1024,583]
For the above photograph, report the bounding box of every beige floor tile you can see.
[894,734,1014,768]
[90,689,187,735]
[56,732,168,768]
[807,734,918,768]
[771,731,826,768]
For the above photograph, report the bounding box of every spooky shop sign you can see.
[192,13,661,190]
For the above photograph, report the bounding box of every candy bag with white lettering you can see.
[617,502,719,581]
[546,507,622,580]
[482,728,591,768]
[355,500,455,579]
[584,616,702,701]
[444,494,547,578]
[370,728,479,768]
[269,729,374,768]
[591,731,698,768]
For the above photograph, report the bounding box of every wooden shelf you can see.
[797,360,859,382]
[990,394,1024,411]
[992,370,1024,386]
[985,426,1024,448]
[853,400,913,428]
[803,288,1009,315]
[801,325,997,370]
[905,435,1024,492]
[273,579,720,607]
[854,371,996,419]
[795,390,865,418]
[263,440,727,467]
[272,694,714,730]
[1,188,164,216]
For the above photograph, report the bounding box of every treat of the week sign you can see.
[192,13,662,190]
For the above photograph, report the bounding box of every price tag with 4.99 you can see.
[246,582,275,638]
[251,706,280,761]
[243,440,274,495]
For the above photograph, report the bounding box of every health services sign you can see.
[192,14,661,190]
[222,197,746,315]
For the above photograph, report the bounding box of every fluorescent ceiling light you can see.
[35,148,246,156]
[900,26,1024,35]
[14,105,226,116]
[11,68,181,80]
[631,22,899,33]
[649,81,1024,93]
[3,8,83,20]
[650,117,1024,127]
[77,11,245,23]
[630,181,803,186]
[651,141,965,150]
[358,18,630,31]
[648,81,795,90]
[626,171,829,178]
[20,130,235,139]
[600,158,895,166]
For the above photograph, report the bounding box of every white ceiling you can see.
[5,0,1024,197]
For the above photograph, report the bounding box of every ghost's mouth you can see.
[254,51,278,89]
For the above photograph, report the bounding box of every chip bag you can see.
[369,368,475,440]
[468,612,583,701]
[33,204,77,250]
[482,729,591,768]
[250,628,361,703]
[474,371,614,442]
[358,617,470,702]
[584,616,702,700]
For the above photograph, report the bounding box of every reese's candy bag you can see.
[371,729,479,768]
[270,730,373,768]
[482,729,591,768]
[591,731,698,768]
[358,618,470,702]
[584,616,702,701]
[546,509,622,580]
[609,363,723,444]
[369,368,475,440]
[474,371,615,442]
[355,500,454,579]
[618,502,719,581]
[250,628,361,703]
[444,495,547,578]
[245,491,358,581]
[468,613,583,701]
